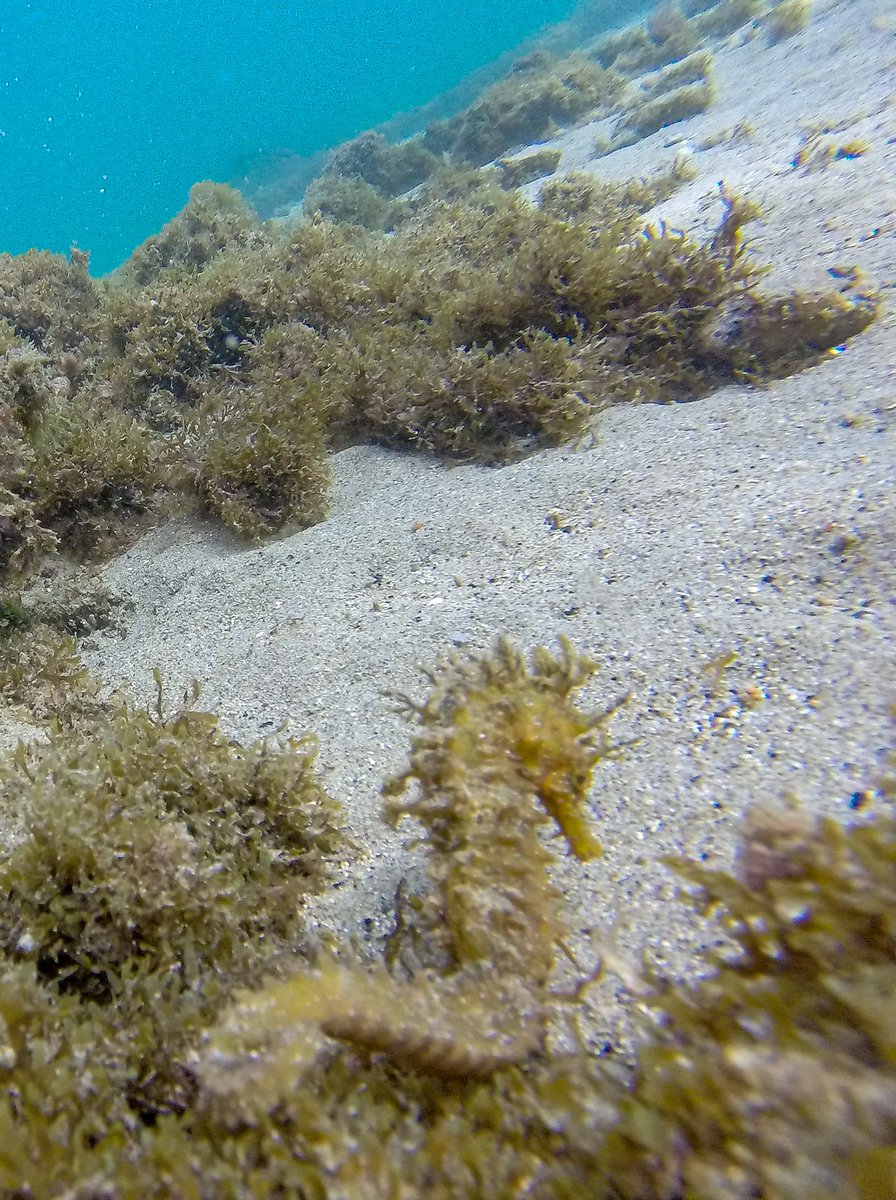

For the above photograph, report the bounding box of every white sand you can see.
[81,0,894,1050]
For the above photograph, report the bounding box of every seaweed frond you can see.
[599,801,896,1198]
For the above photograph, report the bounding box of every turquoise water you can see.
[1,0,588,274]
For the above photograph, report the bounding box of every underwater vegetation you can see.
[791,124,870,171]
[588,0,761,75]
[0,0,880,577]
[321,130,439,198]
[0,249,101,356]
[0,672,347,1191]
[0,691,342,1001]
[0,0,887,1188]
[0,636,889,1196]
[595,797,896,1200]
[609,44,717,145]
[0,160,877,582]
[763,0,812,43]
[615,74,717,142]
[592,3,699,74]
[421,50,626,167]
[301,172,407,232]
[496,148,564,189]
[305,0,809,207]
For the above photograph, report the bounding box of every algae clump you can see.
[764,0,812,43]
[0,637,889,1196]
[0,683,344,997]
[0,677,346,1166]
[422,51,624,166]
[0,151,882,566]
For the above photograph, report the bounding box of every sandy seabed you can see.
[79,0,894,1049]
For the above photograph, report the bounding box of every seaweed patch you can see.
[0,636,889,1195]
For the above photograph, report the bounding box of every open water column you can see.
[0,0,588,272]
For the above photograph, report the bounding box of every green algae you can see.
[497,148,563,188]
[617,76,717,139]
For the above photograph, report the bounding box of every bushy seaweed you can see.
[538,156,697,221]
[187,374,331,539]
[102,244,290,425]
[302,172,407,231]
[0,624,98,725]
[599,801,896,1199]
[792,126,870,171]
[497,148,563,188]
[616,76,717,142]
[27,393,169,555]
[113,181,273,289]
[696,274,878,377]
[423,51,624,166]
[640,48,714,96]
[0,680,345,1174]
[0,248,101,354]
[763,0,811,43]
[0,486,55,582]
[0,637,890,1195]
[592,6,697,75]
[591,0,758,76]
[0,133,880,564]
[316,129,440,199]
[0,688,343,996]
[690,0,763,39]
